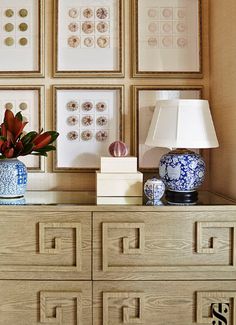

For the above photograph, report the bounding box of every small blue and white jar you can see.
[144,178,165,201]
[0,158,27,198]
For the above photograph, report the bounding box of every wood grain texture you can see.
[93,281,236,325]
[0,281,92,325]
[93,211,236,280]
[210,0,236,199]
[0,209,91,280]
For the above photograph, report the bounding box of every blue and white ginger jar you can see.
[144,178,165,201]
[159,151,205,192]
[0,159,27,198]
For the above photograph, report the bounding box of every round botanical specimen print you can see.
[67,116,79,126]
[176,22,186,33]
[97,22,109,33]
[19,9,28,17]
[82,115,93,126]
[97,116,108,126]
[68,36,80,48]
[19,23,28,32]
[97,36,109,48]
[96,7,108,19]
[162,8,172,18]
[162,36,172,48]
[68,22,79,32]
[67,131,79,141]
[148,37,158,48]
[82,101,93,111]
[68,8,79,18]
[19,102,28,110]
[96,102,107,112]
[5,102,13,110]
[67,101,79,111]
[177,37,188,48]
[5,23,14,32]
[148,22,158,33]
[81,130,93,141]
[148,8,157,18]
[162,22,172,33]
[177,9,186,19]
[82,22,94,34]
[84,37,94,47]
[5,37,14,46]
[5,9,14,17]
[19,37,28,46]
[83,8,93,18]
[96,130,108,141]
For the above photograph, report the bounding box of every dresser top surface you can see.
[0,191,235,211]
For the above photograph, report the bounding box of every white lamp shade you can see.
[145,99,219,149]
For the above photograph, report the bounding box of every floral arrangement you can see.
[0,110,59,159]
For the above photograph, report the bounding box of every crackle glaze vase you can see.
[0,159,27,198]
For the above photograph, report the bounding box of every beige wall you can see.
[0,0,210,191]
[209,0,236,199]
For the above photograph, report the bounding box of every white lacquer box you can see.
[100,157,137,173]
[96,172,143,197]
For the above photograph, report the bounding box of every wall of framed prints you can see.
[0,0,210,191]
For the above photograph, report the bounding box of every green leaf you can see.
[15,112,23,121]
[21,131,38,145]
[31,152,48,157]
[45,131,59,143]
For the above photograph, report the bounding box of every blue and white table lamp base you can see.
[145,100,219,204]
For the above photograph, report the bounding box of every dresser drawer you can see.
[0,208,91,279]
[0,280,92,325]
[93,211,236,280]
[93,280,236,325]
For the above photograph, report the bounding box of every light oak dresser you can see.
[0,191,235,325]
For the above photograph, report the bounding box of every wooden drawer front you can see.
[93,211,236,280]
[0,280,92,325]
[93,281,236,325]
[0,210,91,279]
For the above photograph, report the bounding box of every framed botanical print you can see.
[133,85,202,171]
[54,0,124,77]
[0,86,44,171]
[53,85,124,171]
[0,0,44,77]
[132,0,202,78]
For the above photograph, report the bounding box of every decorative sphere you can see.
[159,151,206,192]
[144,178,165,201]
[109,141,128,157]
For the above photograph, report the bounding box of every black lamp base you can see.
[165,190,198,205]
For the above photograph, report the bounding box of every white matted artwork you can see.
[54,0,123,77]
[54,86,123,171]
[135,87,202,170]
[133,0,201,77]
[0,0,44,77]
[0,87,43,170]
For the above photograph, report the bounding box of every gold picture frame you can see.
[0,85,45,171]
[53,0,124,78]
[132,85,203,171]
[53,85,125,172]
[132,0,202,78]
[0,0,44,78]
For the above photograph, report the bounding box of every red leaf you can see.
[4,148,14,158]
[4,110,27,140]
[33,133,52,150]
[0,123,7,137]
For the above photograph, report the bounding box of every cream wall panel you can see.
[0,0,210,191]
[209,0,236,199]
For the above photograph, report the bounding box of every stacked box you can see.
[96,157,143,204]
